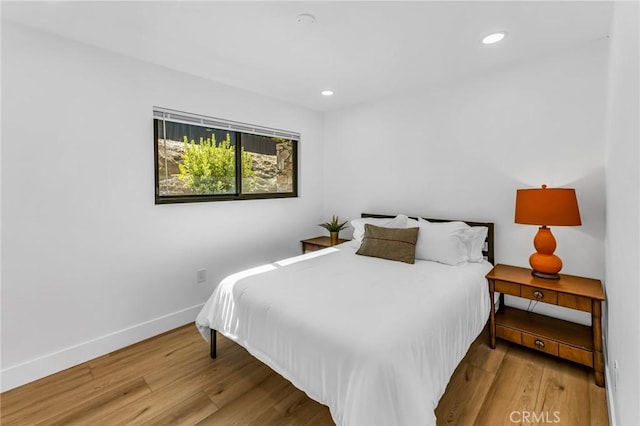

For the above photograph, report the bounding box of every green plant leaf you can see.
[318,215,350,232]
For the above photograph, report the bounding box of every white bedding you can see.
[196,241,493,426]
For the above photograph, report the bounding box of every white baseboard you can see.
[605,364,618,426]
[0,303,204,392]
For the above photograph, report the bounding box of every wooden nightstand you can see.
[301,236,349,253]
[486,264,605,387]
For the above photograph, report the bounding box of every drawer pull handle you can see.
[534,340,545,349]
[533,290,544,299]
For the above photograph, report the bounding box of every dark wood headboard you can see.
[361,213,495,265]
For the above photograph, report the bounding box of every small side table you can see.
[486,264,605,387]
[301,236,349,253]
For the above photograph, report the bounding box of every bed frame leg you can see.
[210,329,217,359]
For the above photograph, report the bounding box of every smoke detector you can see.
[296,13,316,24]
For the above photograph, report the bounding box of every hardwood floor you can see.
[0,324,608,425]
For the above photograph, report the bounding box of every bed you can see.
[196,213,494,425]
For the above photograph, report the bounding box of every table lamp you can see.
[514,184,581,279]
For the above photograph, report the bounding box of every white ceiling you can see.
[2,1,613,112]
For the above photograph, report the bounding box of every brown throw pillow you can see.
[356,224,419,264]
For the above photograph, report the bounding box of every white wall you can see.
[0,22,324,391]
[323,41,609,324]
[604,2,640,425]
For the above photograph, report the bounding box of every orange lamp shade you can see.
[514,185,581,279]
[515,185,581,226]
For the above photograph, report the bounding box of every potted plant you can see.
[319,215,349,246]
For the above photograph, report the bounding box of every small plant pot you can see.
[330,232,339,246]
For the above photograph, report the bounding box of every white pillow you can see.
[414,218,470,265]
[351,214,409,244]
[459,226,488,262]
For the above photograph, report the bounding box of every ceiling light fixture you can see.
[482,32,507,45]
[296,13,316,24]
[321,90,334,96]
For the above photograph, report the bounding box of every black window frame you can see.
[154,112,298,205]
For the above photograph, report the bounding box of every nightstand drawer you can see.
[496,325,521,344]
[522,333,559,356]
[521,286,558,304]
[559,344,593,367]
[494,280,520,296]
[558,294,592,312]
[302,242,320,252]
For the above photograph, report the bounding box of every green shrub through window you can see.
[154,109,298,204]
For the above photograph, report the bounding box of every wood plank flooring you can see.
[0,324,608,425]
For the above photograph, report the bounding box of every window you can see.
[154,107,298,204]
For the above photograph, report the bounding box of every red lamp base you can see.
[529,226,563,280]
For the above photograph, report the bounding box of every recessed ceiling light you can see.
[321,90,334,96]
[482,32,507,45]
[296,13,316,24]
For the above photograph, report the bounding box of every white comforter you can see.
[196,241,493,426]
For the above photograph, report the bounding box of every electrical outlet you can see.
[196,269,207,284]
[613,360,619,391]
